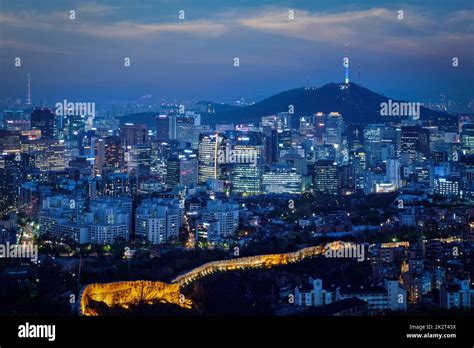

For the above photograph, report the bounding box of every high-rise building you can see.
[401,126,430,164]
[63,114,86,143]
[386,157,401,189]
[0,130,21,155]
[23,139,66,172]
[299,115,316,135]
[90,173,136,198]
[88,197,132,244]
[156,114,170,142]
[135,198,181,244]
[262,168,302,194]
[127,143,152,175]
[279,147,307,176]
[30,108,56,139]
[166,150,198,189]
[38,195,89,243]
[364,124,382,166]
[198,132,226,184]
[0,154,21,213]
[224,131,264,195]
[170,112,201,142]
[201,200,239,240]
[313,160,339,194]
[461,124,474,154]
[261,115,282,131]
[347,124,364,160]
[94,136,124,176]
[434,176,460,197]
[229,144,263,195]
[120,123,148,147]
[324,112,344,146]
[263,127,278,165]
[150,140,170,177]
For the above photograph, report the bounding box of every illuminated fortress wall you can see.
[80,280,189,316]
[80,245,326,316]
[171,245,325,285]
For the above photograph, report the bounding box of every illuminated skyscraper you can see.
[170,112,201,142]
[262,167,302,194]
[386,157,401,189]
[0,154,21,213]
[198,132,225,184]
[94,136,124,176]
[313,160,339,194]
[23,139,66,172]
[166,150,198,189]
[127,143,152,175]
[323,112,344,146]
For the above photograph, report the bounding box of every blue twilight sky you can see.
[0,0,473,105]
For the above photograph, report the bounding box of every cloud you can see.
[74,20,228,39]
[0,6,228,42]
[0,40,67,54]
[1,4,472,57]
[237,7,474,57]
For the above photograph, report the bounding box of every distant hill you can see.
[201,82,452,125]
[121,83,454,128]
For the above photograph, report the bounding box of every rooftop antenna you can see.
[26,73,32,106]
[344,44,349,85]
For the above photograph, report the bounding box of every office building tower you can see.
[279,147,307,176]
[170,112,201,142]
[262,167,302,194]
[94,136,124,176]
[0,130,21,155]
[166,150,198,189]
[0,154,21,213]
[127,143,152,175]
[120,123,148,147]
[156,114,170,142]
[30,108,56,139]
[299,115,316,135]
[198,132,226,184]
[313,160,339,194]
[323,112,344,146]
[386,157,401,189]
[23,139,66,172]
[461,124,474,154]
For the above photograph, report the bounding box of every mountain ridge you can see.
[121,82,454,127]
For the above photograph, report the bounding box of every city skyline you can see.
[0,1,473,345]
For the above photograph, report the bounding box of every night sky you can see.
[1,0,473,104]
